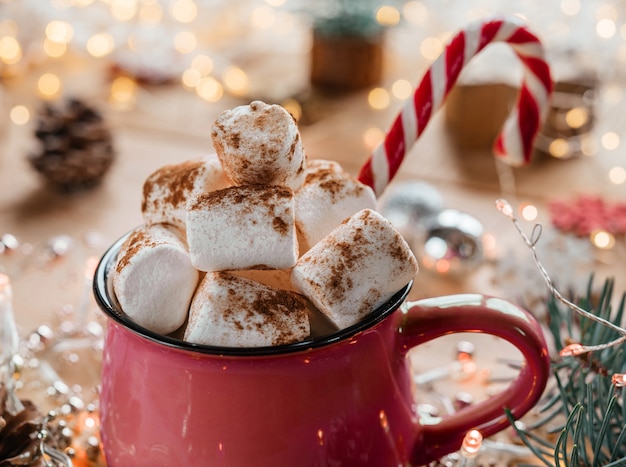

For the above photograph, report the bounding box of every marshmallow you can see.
[184,272,310,347]
[295,161,376,250]
[113,225,200,335]
[186,185,298,272]
[211,101,306,189]
[142,154,229,231]
[305,159,345,175]
[291,209,418,330]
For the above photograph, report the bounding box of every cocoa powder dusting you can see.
[115,229,157,273]
[273,216,289,236]
[143,160,204,214]
[217,273,307,346]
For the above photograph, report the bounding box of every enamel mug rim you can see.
[93,231,413,356]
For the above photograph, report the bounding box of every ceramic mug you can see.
[93,234,550,467]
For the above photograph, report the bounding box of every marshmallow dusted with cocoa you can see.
[113,225,200,335]
[295,161,377,251]
[186,185,298,272]
[291,209,418,330]
[211,101,306,189]
[184,272,310,347]
[109,100,420,347]
[142,154,229,231]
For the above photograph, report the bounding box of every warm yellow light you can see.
[265,0,285,6]
[368,87,390,110]
[597,18,616,39]
[560,0,580,16]
[9,105,30,125]
[391,79,412,100]
[601,131,620,150]
[363,127,384,151]
[196,76,223,102]
[109,76,137,110]
[280,98,302,122]
[403,0,427,24]
[591,230,615,249]
[138,3,163,22]
[45,21,74,43]
[609,166,626,184]
[170,0,198,23]
[182,68,201,88]
[376,5,400,26]
[174,31,197,53]
[191,54,213,75]
[43,38,67,58]
[549,138,570,158]
[420,36,443,61]
[0,36,22,64]
[581,136,596,156]
[223,66,248,96]
[73,0,95,6]
[520,203,538,221]
[251,6,275,29]
[37,73,62,99]
[111,0,139,21]
[86,33,115,57]
[565,107,588,129]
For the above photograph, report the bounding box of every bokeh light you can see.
[37,73,62,99]
[591,230,615,249]
[548,138,570,158]
[609,166,626,184]
[560,0,580,16]
[9,105,30,125]
[0,36,22,64]
[45,20,74,43]
[391,79,413,100]
[368,88,390,110]
[420,36,443,60]
[170,0,198,23]
[376,6,401,26]
[109,75,137,110]
[565,107,588,129]
[601,131,620,150]
[174,31,197,53]
[403,0,428,24]
[222,66,248,96]
[196,76,223,102]
[86,33,115,57]
[363,127,384,151]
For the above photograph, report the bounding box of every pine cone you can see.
[0,384,45,466]
[28,98,116,192]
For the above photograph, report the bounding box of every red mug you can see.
[94,234,550,466]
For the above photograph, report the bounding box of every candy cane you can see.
[358,16,553,197]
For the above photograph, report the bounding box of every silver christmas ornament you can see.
[416,209,484,276]
[378,181,445,242]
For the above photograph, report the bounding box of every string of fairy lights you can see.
[0,0,625,252]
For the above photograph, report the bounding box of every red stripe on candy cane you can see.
[358,16,553,197]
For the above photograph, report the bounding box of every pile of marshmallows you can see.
[113,101,418,347]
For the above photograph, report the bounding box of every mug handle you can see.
[396,294,550,465]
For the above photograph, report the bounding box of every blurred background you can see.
[1,1,626,465]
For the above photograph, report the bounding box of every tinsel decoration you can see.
[28,99,115,192]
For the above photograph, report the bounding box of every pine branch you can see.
[511,275,626,466]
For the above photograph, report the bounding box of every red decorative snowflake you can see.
[548,195,626,237]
